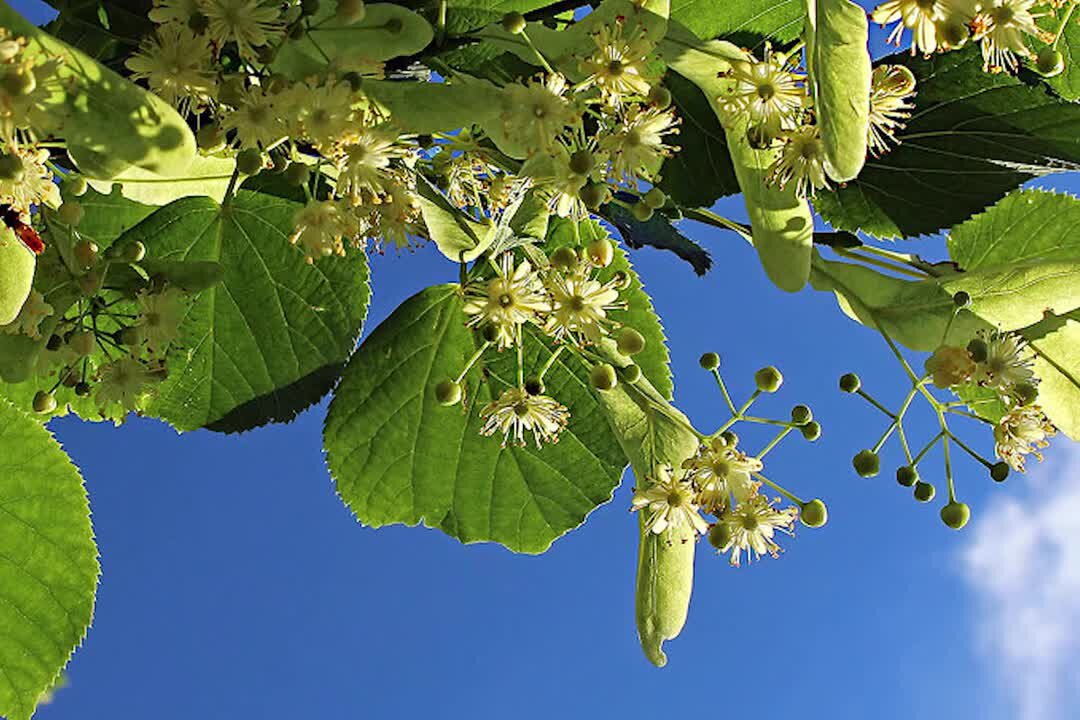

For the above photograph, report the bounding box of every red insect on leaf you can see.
[1,204,45,255]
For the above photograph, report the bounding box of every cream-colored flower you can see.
[681,436,762,514]
[220,86,286,149]
[541,267,623,345]
[578,20,655,103]
[136,286,187,352]
[479,386,570,448]
[126,25,216,114]
[600,106,678,185]
[462,252,548,349]
[198,0,282,58]
[0,32,63,141]
[95,358,158,413]
[0,143,61,211]
[521,147,589,220]
[368,183,420,250]
[293,79,357,149]
[631,465,710,540]
[0,288,52,338]
[971,0,1047,72]
[149,0,202,25]
[925,344,976,388]
[500,73,579,152]
[334,125,412,199]
[769,126,829,196]
[289,199,359,262]
[974,329,1035,390]
[871,0,948,55]
[715,494,798,567]
[868,64,917,156]
[994,404,1056,472]
[718,45,806,144]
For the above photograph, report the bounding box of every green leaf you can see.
[657,71,740,208]
[0,1,197,180]
[361,78,502,134]
[0,398,98,720]
[43,0,153,65]
[273,3,434,78]
[1023,311,1080,441]
[947,189,1080,268]
[323,285,628,554]
[669,0,804,45]
[813,46,1080,238]
[73,147,238,207]
[401,0,559,35]
[1039,9,1079,101]
[116,191,370,432]
[45,186,156,253]
[805,0,870,182]
[415,174,493,262]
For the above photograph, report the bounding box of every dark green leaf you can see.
[669,0,803,45]
[601,199,712,276]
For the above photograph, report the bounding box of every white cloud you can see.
[961,443,1080,720]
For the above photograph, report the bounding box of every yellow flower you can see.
[479,387,570,448]
[867,64,917,156]
[221,86,286,149]
[292,79,357,149]
[631,465,710,541]
[500,73,578,153]
[871,0,948,55]
[198,0,282,58]
[0,289,52,339]
[289,199,359,262]
[925,345,975,388]
[994,404,1056,472]
[126,25,216,114]
[768,126,830,197]
[971,0,1048,72]
[0,143,61,212]
[136,286,188,352]
[578,19,655,103]
[95,358,159,413]
[600,106,678,185]
[334,125,412,199]
[541,266,623,345]
[681,436,762,515]
[715,494,798,567]
[462,253,548,349]
[718,45,806,145]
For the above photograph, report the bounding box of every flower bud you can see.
[46,334,62,351]
[1035,47,1065,78]
[196,123,226,152]
[501,11,527,34]
[68,331,94,356]
[647,85,672,109]
[117,326,142,346]
[620,363,642,383]
[586,237,614,268]
[74,381,92,397]
[1013,381,1038,406]
[524,377,544,396]
[73,239,98,268]
[896,465,919,487]
[852,449,880,478]
[548,246,578,270]
[839,372,860,393]
[913,481,936,503]
[123,241,147,263]
[434,379,462,406]
[590,363,618,391]
[799,421,821,441]
[990,461,1009,482]
[631,201,654,222]
[568,149,595,176]
[578,182,609,210]
[616,327,646,356]
[284,162,311,187]
[480,324,499,344]
[953,290,972,308]
[940,501,970,530]
[721,430,739,446]
[790,404,812,425]
[0,151,25,182]
[611,270,632,290]
[1,66,36,96]
[236,148,266,176]
[707,522,732,550]
[32,390,56,414]
[698,352,720,370]
[188,12,209,33]
[642,188,666,209]
[66,176,88,197]
[77,269,103,296]
[800,499,828,528]
[58,201,85,227]
[754,366,783,393]
[301,0,321,16]
[966,337,988,363]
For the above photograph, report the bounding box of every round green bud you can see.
[721,430,739,446]
[631,201,654,222]
[61,368,79,388]
[647,85,672,109]
[117,326,141,347]
[707,522,732,550]
[568,149,595,176]
[549,246,579,270]
[1013,381,1038,406]
[790,404,812,426]
[501,10,527,34]
[74,381,91,397]
[480,324,499,344]
[196,123,226,152]
[590,363,618,391]
[800,499,828,528]
[799,421,821,441]
[45,333,63,351]
[236,148,265,176]
[586,237,614,268]
[301,0,321,16]
[578,182,609,210]
[967,337,988,363]
[913,481,936,503]
[896,465,919,487]
[990,461,1010,483]
[186,10,208,32]
[66,176,88,197]
[0,151,25,182]
[839,372,861,393]
[1,66,36,96]
[524,377,545,396]
[77,269,103,296]
[620,363,642,383]
[616,327,646,356]
[642,187,667,209]
[255,44,278,65]
[335,0,366,25]
[937,19,969,49]
[434,379,462,406]
[32,390,56,414]
[73,239,97,268]
[284,162,311,187]
[58,201,85,227]
[269,152,290,174]
[68,330,94,356]
[754,365,783,393]
[123,241,147,263]
[611,270,632,290]
[852,449,880,478]
[953,290,972,308]
[1035,46,1065,78]
[940,501,971,530]
[698,352,720,370]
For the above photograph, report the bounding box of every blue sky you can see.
[10,1,1080,718]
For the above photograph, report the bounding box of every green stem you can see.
[913,430,944,465]
[947,431,994,469]
[537,344,565,381]
[855,388,895,419]
[519,29,555,73]
[454,342,490,383]
[835,247,928,280]
[756,426,793,459]
[682,208,751,239]
[752,472,804,505]
[1053,2,1077,49]
[710,369,738,415]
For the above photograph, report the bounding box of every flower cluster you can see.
[715,44,917,197]
[870,0,1059,73]
[632,359,826,566]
